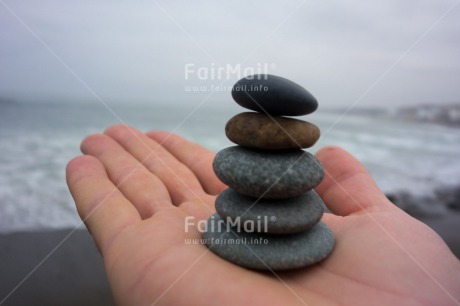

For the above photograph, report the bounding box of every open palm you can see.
[66,125,460,306]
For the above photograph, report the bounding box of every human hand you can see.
[66,125,460,306]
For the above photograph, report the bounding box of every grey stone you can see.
[215,189,324,234]
[231,74,318,116]
[213,146,324,199]
[203,213,335,270]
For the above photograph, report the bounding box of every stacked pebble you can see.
[203,74,335,271]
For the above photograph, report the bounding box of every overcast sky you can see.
[1,0,459,108]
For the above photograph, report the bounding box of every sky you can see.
[1,0,459,109]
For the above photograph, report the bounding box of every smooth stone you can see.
[225,112,320,149]
[213,146,324,199]
[215,189,324,234]
[231,74,318,116]
[203,213,335,270]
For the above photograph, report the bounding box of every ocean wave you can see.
[1,103,459,233]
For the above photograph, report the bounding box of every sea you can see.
[1,101,460,233]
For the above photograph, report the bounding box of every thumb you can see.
[315,146,395,216]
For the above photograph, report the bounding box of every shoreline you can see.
[386,185,460,218]
[1,206,459,305]
[387,187,460,258]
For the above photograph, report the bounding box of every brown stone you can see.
[225,112,320,149]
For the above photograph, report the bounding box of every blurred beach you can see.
[1,101,460,232]
[2,0,460,303]
[1,101,459,305]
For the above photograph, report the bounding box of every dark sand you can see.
[1,214,459,306]
[0,228,115,306]
[419,212,460,259]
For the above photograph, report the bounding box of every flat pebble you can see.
[231,74,318,116]
[225,112,320,149]
[213,146,324,199]
[215,189,324,234]
[203,213,335,270]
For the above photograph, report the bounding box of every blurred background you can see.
[1,1,459,305]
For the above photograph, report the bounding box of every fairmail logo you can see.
[184,63,275,80]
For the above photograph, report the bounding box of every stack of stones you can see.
[203,75,335,271]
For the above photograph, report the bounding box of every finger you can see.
[66,155,141,255]
[315,146,395,216]
[80,134,172,218]
[104,125,207,206]
[147,131,226,195]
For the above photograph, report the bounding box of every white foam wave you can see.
[1,104,460,233]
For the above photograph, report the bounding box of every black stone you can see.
[215,189,324,234]
[231,74,318,116]
[203,213,335,270]
[213,146,324,199]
